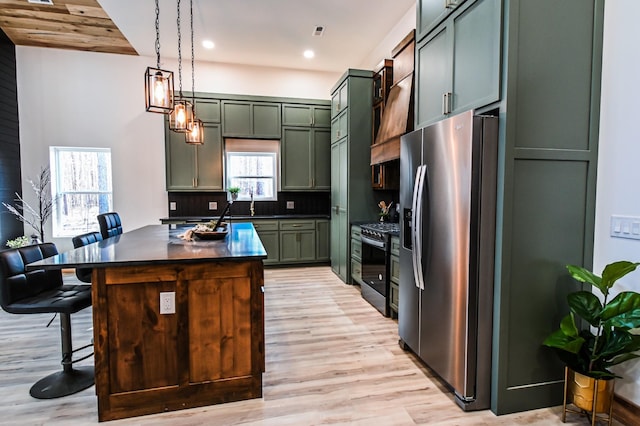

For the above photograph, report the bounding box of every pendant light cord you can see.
[177,0,183,98]
[190,0,195,111]
[154,0,161,68]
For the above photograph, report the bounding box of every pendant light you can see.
[169,0,194,132]
[185,0,204,145]
[145,0,174,113]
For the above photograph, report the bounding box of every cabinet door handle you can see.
[445,0,458,9]
[291,224,301,228]
[442,92,452,115]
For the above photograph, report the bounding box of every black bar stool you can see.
[97,212,123,239]
[0,243,94,398]
[72,231,103,283]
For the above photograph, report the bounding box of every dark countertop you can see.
[160,214,330,222]
[27,223,267,270]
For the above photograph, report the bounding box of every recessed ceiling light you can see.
[303,50,315,59]
[202,40,215,49]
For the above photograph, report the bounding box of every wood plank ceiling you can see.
[0,0,137,55]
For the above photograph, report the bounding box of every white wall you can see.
[15,47,339,251]
[595,0,640,405]
[358,4,416,70]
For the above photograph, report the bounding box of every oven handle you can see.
[360,235,386,249]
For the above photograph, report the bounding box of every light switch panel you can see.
[169,202,177,211]
[208,201,218,210]
[610,215,640,240]
[286,201,295,209]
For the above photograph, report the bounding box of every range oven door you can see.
[360,235,390,316]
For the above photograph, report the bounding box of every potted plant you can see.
[227,186,240,201]
[543,260,640,416]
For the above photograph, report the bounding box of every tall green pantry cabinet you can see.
[330,70,377,283]
[413,0,604,416]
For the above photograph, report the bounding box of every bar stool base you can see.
[30,366,94,399]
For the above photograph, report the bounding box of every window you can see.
[225,139,279,201]
[50,147,113,237]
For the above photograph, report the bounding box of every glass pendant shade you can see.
[169,99,194,132]
[145,67,174,113]
[185,118,204,144]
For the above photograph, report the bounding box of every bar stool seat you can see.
[0,243,94,399]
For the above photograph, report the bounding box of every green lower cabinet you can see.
[315,219,330,261]
[252,220,279,265]
[210,218,328,265]
[279,220,316,263]
[257,230,279,265]
[351,258,362,286]
[280,231,315,263]
[350,225,363,285]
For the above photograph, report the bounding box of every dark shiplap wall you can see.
[0,29,23,246]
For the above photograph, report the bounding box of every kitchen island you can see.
[28,223,266,421]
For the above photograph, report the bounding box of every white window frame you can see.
[49,146,113,238]
[224,139,279,201]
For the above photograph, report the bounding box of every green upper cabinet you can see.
[165,122,223,191]
[330,110,348,143]
[281,127,330,191]
[221,100,281,138]
[193,99,220,123]
[282,104,331,128]
[415,0,501,127]
[313,129,331,189]
[417,0,468,41]
[331,80,349,118]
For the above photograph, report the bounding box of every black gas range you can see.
[358,222,399,317]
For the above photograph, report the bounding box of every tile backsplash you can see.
[167,191,331,217]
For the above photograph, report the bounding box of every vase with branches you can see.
[2,166,54,243]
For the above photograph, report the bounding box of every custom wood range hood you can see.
[371,31,415,165]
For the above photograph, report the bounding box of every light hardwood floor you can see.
[0,266,615,425]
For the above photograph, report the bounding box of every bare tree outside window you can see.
[50,147,113,237]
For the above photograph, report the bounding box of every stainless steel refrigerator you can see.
[399,110,498,411]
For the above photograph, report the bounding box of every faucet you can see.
[250,188,255,217]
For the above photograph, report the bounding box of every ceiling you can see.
[0,0,415,73]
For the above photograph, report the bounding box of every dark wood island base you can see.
[92,260,265,421]
[26,223,267,422]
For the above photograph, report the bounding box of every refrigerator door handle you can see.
[411,165,426,290]
[411,167,421,289]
